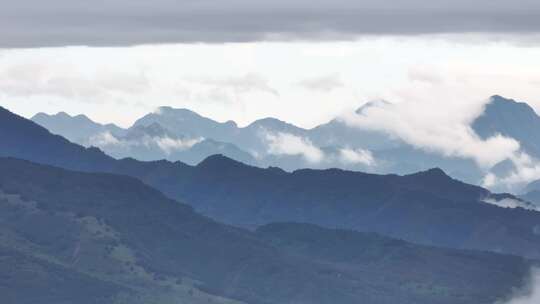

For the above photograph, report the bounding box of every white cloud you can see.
[483,152,540,191]
[408,66,444,85]
[341,97,521,169]
[265,132,325,163]
[187,73,279,97]
[155,137,203,154]
[339,148,376,166]
[88,131,120,147]
[483,197,538,211]
[87,131,202,155]
[297,74,344,92]
[0,55,149,102]
[499,268,540,304]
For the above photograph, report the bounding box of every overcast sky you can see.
[2,1,540,188]
[1,0,540,47]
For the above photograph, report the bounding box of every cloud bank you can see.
[88,131,203,155]
[265,132,325,163]
[483,197,538,211]
[2,0,540,47]
[342,97,521,169]
[297,74,344,92]
[339,148,376,166]
[341,96,540,191]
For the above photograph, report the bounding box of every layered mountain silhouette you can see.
[32,95,540,188]
[473,95,540,159]
[0,157,533,304]
[522,179,540,207]
[3,105,540,260]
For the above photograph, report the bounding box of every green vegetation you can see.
[0,158,535,304]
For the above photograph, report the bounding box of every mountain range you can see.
[31,96,540,193]
[0,157,533,304]
[3,104,540,260]
[5,102,540,302]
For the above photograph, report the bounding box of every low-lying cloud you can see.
[499,268,540,304]
[265,132,325,163]
[88,131,202,155]
[342,97,521,169]
[483,197,538,211]
[339,148,376,166]
[155,137,204,154]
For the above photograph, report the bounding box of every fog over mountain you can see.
[2,105,540,261]
[4,0,540,302]
[32,95,540,192]
[1,107,537,303]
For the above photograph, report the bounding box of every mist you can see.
[500,268,540,304]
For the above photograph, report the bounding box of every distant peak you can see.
[155,106,199,116]
[197,154,245,169]
[224,120,238,127]
[408,167,449,179]
[486,95,538,115]
[489,95,528,108]
[355,100,390,114]
[247,117,303,131]
[31,112,49,120]
[56,111,71,117]
[250,117,286,126]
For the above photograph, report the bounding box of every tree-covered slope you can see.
[0,157,534,304]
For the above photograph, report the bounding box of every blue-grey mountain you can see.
[3,106,540,260]
[33,95,540,188]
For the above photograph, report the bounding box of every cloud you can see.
[483,197,538,211]
[342,97,521,169]
[499,268,540,304]
[339,148,376,166]
[155,137,203,154]
[297,74,344,92]
[87,131,120,147]
[0,54,149,103]
[408,66,444,85]
[188,73,279,97]
[88,131,202,154]
[2,0,540,47]
[265,132,324,163]
[481,152,540,191]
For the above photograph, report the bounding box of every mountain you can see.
[473,95,540,159]
[521,179,540,207]
[525,179,540,194]
[0,157,532,304]
[133,107,239,143]
[32,106,479,182]
[309,101,401,150]
[33,96,540,188]
[159,155,540,259]
[32,112,124,143]
[0,245,128,304]
[7,105,540,259]
[32,111,256,166]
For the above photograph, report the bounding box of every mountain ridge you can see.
[1,156,533,304]
[31,95,540,189]
[4,105,540,259]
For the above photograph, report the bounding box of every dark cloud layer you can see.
[1,0,540,47]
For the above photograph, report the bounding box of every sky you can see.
[2,38,540,128]
[2,0,540,190]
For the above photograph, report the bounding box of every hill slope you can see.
[0,157,533,304]
[4,106,540,259]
